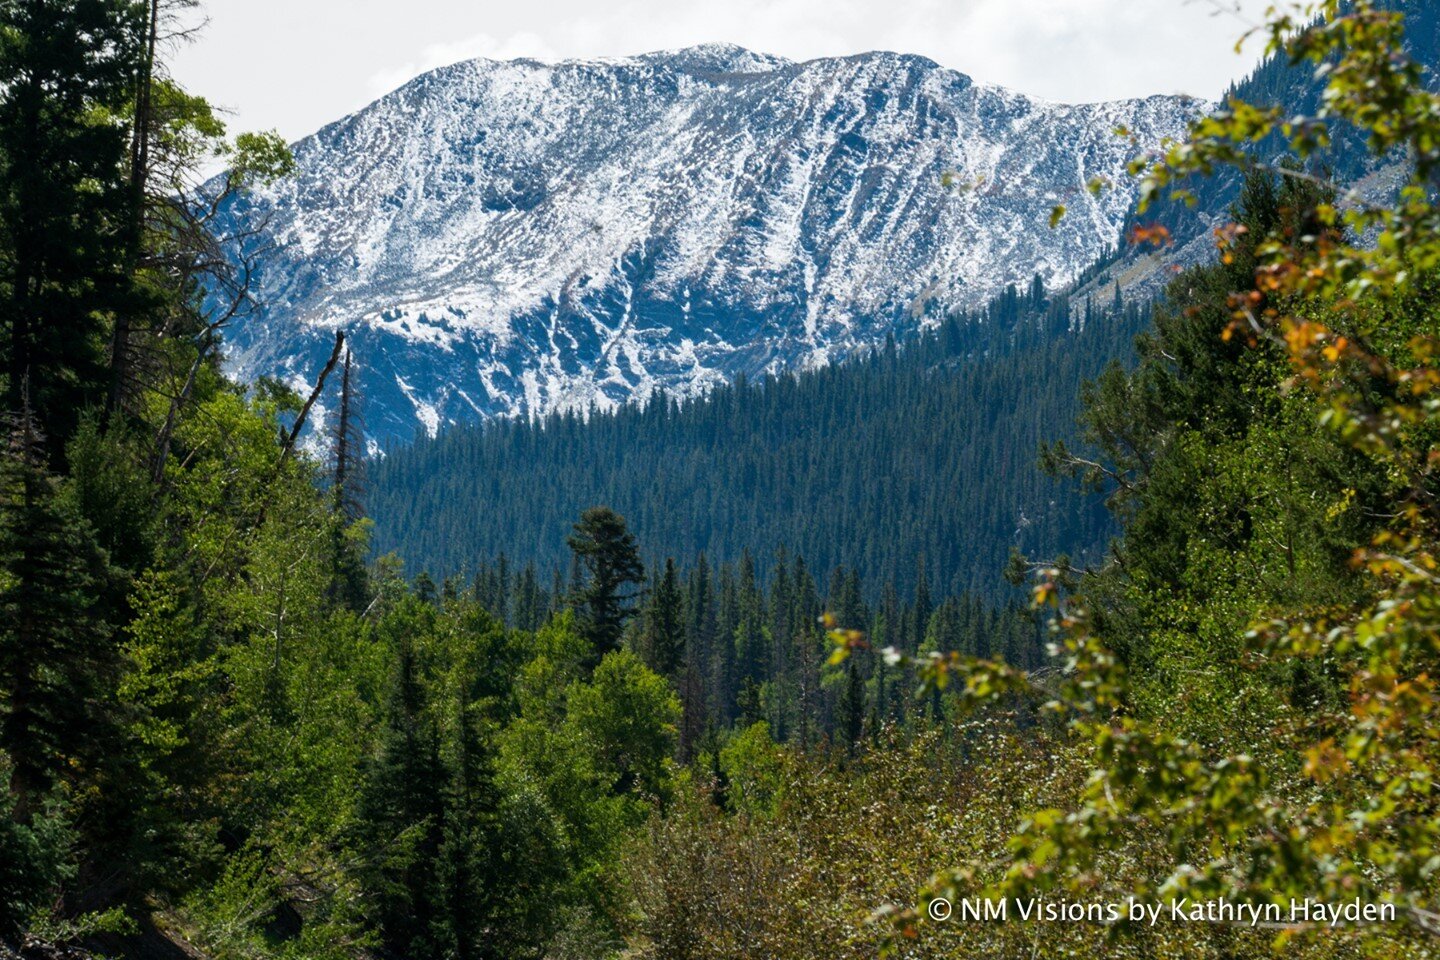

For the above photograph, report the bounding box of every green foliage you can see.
[229,131,296,187]
[0,753,74,938]
[26,906,138,945]
[567,506,646,668]
[0,0,143,457]
[353,619,447,957]
[567,650,680,800]
[717,721,788,815]
[861,5,1440,956]
[62,414,156,572]
[640,557,685,677]
[0,413,118,807]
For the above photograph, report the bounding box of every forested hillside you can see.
[369,286,1143,598]
[366,3,1440,602]
[3,1,1440,959]
[1129,0,1440,257]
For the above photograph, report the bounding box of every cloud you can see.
[175,0,1275,141]
[364,0,1269,106]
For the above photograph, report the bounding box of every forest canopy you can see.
[1,1,1439,959]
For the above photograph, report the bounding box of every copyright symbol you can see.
[928,898,953,922]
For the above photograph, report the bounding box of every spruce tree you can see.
[837,659,866,754]
[434,695,504,960]
[327,349,369,611]
[0,412,116,816]
[355,629,447,956]
[712,563,739,723]
[642,558,686,677]
[0,0,143,460]
[566,506,645,669]
[514,563,543,631]
[911,564,933,656]
[734,552,766,692]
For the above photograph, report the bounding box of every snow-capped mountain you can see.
[215,44,1203,446]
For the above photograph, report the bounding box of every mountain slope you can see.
[367,281,1142,598]
[214,45,1201,445]
[360,12,1440,593]
[1094,0,1440,306]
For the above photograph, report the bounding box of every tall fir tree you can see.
[734,551,766,696]
[0,411,117,817]
[0,0,143,460]
[566,507,645,670]
[836,659,866,754]
[328,348,369,611]
[355,625,447,956]
[641,558,686,678]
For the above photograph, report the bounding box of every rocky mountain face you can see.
[214,44,1203,446]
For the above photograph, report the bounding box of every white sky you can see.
[171,0,1273,143]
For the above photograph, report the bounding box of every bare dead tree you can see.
[280,330,346,468]
[330,348,366,522]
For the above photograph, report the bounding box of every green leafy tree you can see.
[566,650,680,800]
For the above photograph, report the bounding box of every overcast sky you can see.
[171,0,1272,143]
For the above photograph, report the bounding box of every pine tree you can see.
[566,507,645,670]
[355,629,447,956]
[734,551,766,692]
[870,603,890,735]
[677,662,707,764]
[766,553,793,739]
[514,563,543,631]
[328,349,369,611]
[837,659,866,754]
[712,564,739,724]
[550,565,566,616]
[0,0,144,460]
[493,553,510,626]
[641,558,686,677]
[686,553,716,676]
[0,412,116,816]
[108,0,162,419]
[434,693,504,960]
[911,563,932,656]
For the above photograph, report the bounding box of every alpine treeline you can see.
[368,284,1147,600]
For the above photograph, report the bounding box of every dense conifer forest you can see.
[3,1,1440,959]
[369,286,1144,599]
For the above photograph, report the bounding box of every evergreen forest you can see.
[2,2,1440,960]
[369,282,1138,601]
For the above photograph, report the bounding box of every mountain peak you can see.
[638,42,791,74]
[216,48,1203,445]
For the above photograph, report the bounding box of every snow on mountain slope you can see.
[214,44,1203,446]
